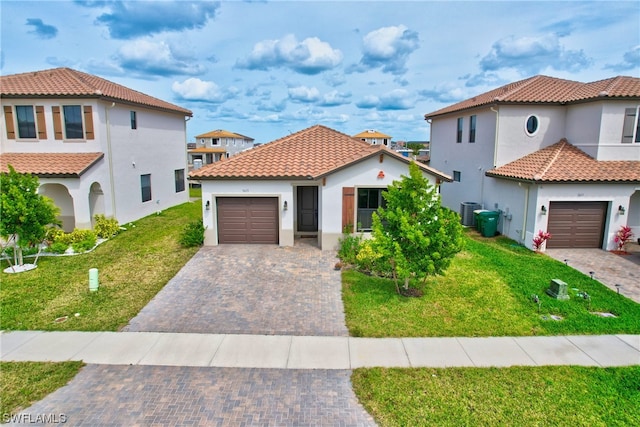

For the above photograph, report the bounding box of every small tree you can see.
[0,165,59,270]
[370,162,464,294]
[406,142,424,158]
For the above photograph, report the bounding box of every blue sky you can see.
[1,0,638,144]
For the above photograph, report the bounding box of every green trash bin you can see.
[473,209,487,234]
[478,210,499,237]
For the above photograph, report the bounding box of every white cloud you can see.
[117,39,204,76]
[172,77,230,102]
[351,25,419,75]
[288,85,321,102]
[236,34,343,75]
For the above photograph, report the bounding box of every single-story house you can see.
[189,125,452,250]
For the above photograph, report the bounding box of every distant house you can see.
[353,130,392,146]
[396,140,430,162]
[425,75,640,250]
[190,125,451,250]
[189,129,255,169]
[0,67,192,231]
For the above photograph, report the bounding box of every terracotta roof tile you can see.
[353,130,392,139]
[0,152,104,177]
[486,140,640,183]
[0,68,192,116]
[425,75,640,118]
[189,125,451,181]
[195,129,254,140]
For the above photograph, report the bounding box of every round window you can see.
[525,115,539,136]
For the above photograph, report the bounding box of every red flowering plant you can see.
[532,230,552,251]
[614,225,634,252]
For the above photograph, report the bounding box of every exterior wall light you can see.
[205,200,210,210]
[283,201,288,211]
[540,205,547,215]
[618,205,625,215]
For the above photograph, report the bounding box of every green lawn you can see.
[352,366,640,427]
[0,201,202,331]
[343,231,640,337]
[0,362,84,422]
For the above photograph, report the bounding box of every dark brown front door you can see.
[546,201,607,248]
[297,186,318,232]
[217,197,278,244]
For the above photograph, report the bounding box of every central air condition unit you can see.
[460,202,482,226]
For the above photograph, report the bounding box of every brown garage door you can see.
[546,201,607,248]
[217,197,278,244]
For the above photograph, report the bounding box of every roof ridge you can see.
[494,75,543,101]
[534,139,568,180]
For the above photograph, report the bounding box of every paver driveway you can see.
[9,243,376,426]
[123,243,348,336]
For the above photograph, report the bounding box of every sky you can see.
[1,0,639,144]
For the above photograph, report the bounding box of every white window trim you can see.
[524,114,540,137]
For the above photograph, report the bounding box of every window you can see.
[212,138,219,146]
[469,115,476,143]
[15,106,36,138]
[130,111,137,129]
[622,107,640,143]
[456,117,463,143]
[174,169,185,193]
[356,188,386,231]
[525,115,539,136]
[63,105,83,139]
[141,174,152,202]
[453,171,461,182]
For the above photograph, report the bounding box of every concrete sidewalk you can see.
[2,331,639,368]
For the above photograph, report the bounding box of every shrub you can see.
[179,220,205,247]
[532,230,552,251]
[48,241,69,254]
[93,215,120,239]
[338,233,363,265]
[45,226,66,244]
[355,239,388,275]
[71,237,96,253]
[614,225,634,251]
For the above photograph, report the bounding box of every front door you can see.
[297,186,318,232]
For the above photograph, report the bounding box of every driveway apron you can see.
[123,244,348,336]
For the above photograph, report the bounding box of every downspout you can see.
[105,102,117,219]
[521,182,529,242]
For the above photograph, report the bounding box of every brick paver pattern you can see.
[10,365,376,427]
[124,244,348,336]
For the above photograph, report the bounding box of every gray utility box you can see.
[460,202,482,226]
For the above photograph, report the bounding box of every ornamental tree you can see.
[370,162,464,294]
[0,165,59,269]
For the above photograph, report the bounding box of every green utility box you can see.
[474,210,500,237]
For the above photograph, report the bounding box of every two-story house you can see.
[426,75,640,250]
[353,130,392,146]
[188,129,255,169]
[0,67,193,231]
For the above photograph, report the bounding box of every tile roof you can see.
[0,152,104,177]
[188,147,227,153]
[195,129,254,140]
[425,75,640,118]
[353,130,392,139]
[189,125,451,181]
[0,68,192,116]
[486,139,640,183]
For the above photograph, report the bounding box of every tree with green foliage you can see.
[406,142,424,157]
[0,165,59,269]
[370,162,464,295]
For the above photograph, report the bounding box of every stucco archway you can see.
[89,182,105,227]
[628,190,640,238]
[39,184,75,232]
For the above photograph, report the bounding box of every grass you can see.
[352,366,640,427]
[343,231,640,337]
[0,362,84,421]
[0,201,202,331]
[188,185,202,199]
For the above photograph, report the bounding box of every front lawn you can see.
[0,201,202,331]
[352,366,640,427]
[343,231,640,337]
